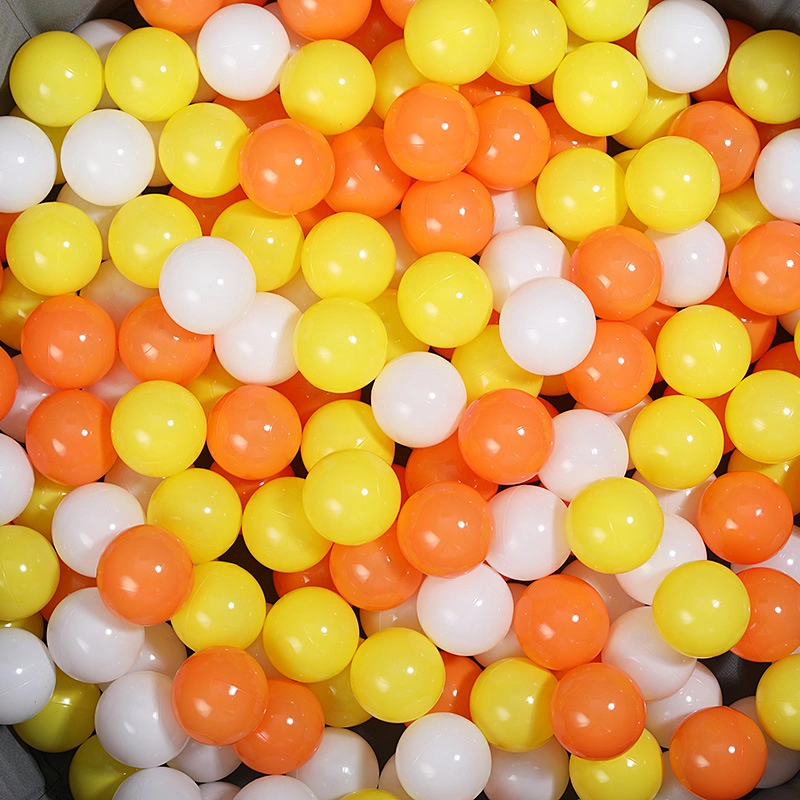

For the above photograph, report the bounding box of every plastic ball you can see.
[134,0,222,34]
[171,560,266,651]
[483,738,570,800]
[755,130,800,224]
[417,564,514,656]
[383,83,479,183]
[0,357,56,444]
[0,348,18,422]
[0,434,35,525]
[707,279,776,364]
[68,735,138,800]
[0,116,56,214]
[613,80,691,151]
[0,628,56,725]
[10,31,103,127]
[536,148,626,242]
[371,40,426,121]
[565,476,664,574]
[167,739,241,784]
[113,768,201,800]
[235,776,317,800]
[127,622,188,680]
[7,202,102,296]
[277,0,370,40]
[489,182,547,234]
[557,0,646,41]
[756,654,800,751]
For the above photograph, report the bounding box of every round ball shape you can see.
[0,628,56,725]
[0,116,56,213]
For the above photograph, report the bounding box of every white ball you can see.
[379,210,418,290]
[197,5,290,101]
[360,591,424,638]
[96,671,189,768]
[214,293,300,385]
[635,0,729,93]
[0,116,57,213]
[86,357,140,412]
[0,628,56,724]
[647,222,726,307]
[236,776,319,800]
[479,226,570,312]
[731,696,800,789]
[601,606,696,701]
[645,662,722,748]
[73,19,132,110]
[489,183,546,237]
[169,739,241,783]
[657,751,703,800]
[371,352,467,448]
[264,3,311,56]
[199,783,240,800]
[416,564,514,656]
[159,237,257,335]
[0,355,57,443]
[61,109,155,207]
[616,514,707,605]
[379,756,415,800]
[103,459,164,509]
[538,409,629,502]
[52,482,144,577]
[589,397,652,470]
[0,433,35,524]
[779,306,800,337]
[499,277,596,376]
[633,471,715,528]
[57,184,122,262]
[113,767,201,800]
[731,525,800,583]
[486,486,570,582]
[484,738,570,800]
[561,561,642,623]
[273,268,321,313]
[292,728,379,800]
[80,259,157,328]
[125,622,188,680]
[475,582,527,667]
[396,713,492,800]
[46,588,144,684]
[754,129,800,224]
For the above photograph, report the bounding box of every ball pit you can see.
[3,1,800,799]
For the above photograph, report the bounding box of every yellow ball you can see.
[629,395,723,491]
[263,586,360,683]
[342,792,400,800]
[0,269,50,350]
[105,28,198,122]
[171,560,266,651]
[706,179,776,253]
[14,469,73,541]
[536,149,627,243]
[302,399,394,471]
[566,477,663,575]
[293,298,388,393]
[371,41,427,121]
[756,654,800,750]
[212,200,303,292]
[307,646,372,728]
[159,103,248,198]
[452,324,544,403]
[652,560,750,659]
[405,0,500,86]
[1,614,45,638]
[10,32,103,127]
[656,305,751,399]
[242,477,332,573]
[624,136,720,233]
[368,290,428,363]
[728,31,800,125]
[349,627,445,723]
[301,213,396,303]
[185,353,244,418]
[111,380,207,478]
[728,449,800,515]
[0,525,59,620]
[613,81,690,150]
[69,735,138,800]
[397,252,493,348]
[556,0,647,42]
[489,0,567,86]
[14,668,99,753]
[302,449,401,546]
[470,657,557,752]
[553,43,647,137]
[569,729,663,800]
[280,41,376,136]
[7,203,102,296]
[108,194,201,289]
[146,468,242,563]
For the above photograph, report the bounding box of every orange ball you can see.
[274,371,360,425]
[0,347,19,420]
[627,301,677,382]
[21,296,116,389]
[295,199,336,236]
[696,471,794,564]
[459,72,531,106]
[345,1,403,61]
[728,221,800,316]
[0,212,21,265]
[465,96,550,190]
[514,574,610,672]
[272,552,337,597]
[214,91,288,133]
[239,119,335,216]
[550,662,646,760]
[277,0,372,40]
[563,321,657,414]
[326,126,412,218]
[692,19,756,105]
[400,173,494,257]
[96,523,194,626]
[235,678,325,774]
[396,481,494,577]
[134,0,222,34]
[172,646,269,746]
[379,0,415,27]
[329,525,423,611]
[426,652,482,721]
[207,385,301,481]
[383,83,479,182]
[41,562,96,621]
[755,341,800,378]
[168,185,246,236]
[538,102,607,157]
[458,389,554,485]
[26,390,115,486]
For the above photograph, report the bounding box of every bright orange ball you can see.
[168,185,246,236]
[274,371,360,426]
[214,91,287,133]
[755,341,800,377]
[345,1,403,61]
[426,652,482,721]
[134,0,222,34]
[277,0,372,40]
[0,347,19,420]
[538,102,607,157]
[272,552,337,597]
[459,72,531,106]
[379,0,415,28]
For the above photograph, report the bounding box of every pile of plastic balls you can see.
[3,0,800,798]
